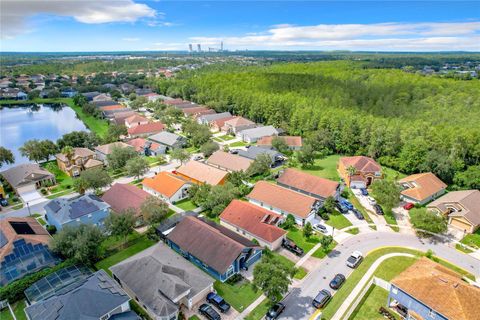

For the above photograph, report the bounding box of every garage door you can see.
[16,184,36,194]
[350,181,366,189]
[450,218,471,232]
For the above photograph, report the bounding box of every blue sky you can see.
[2,1,479,52]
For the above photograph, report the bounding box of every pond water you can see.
[0,103,88,169]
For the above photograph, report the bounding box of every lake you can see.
[0,103,88,169]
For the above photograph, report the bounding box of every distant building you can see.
[148,131,186,150]
[277,168,340,201]
[127,122,165,138]
[142,172,191,203]
[236,125,279,143]
[206,151,253,172]
[102,183,150,219]
[94,142,133,164]
[257,135,303,150]
[197,112,232,125]
[175,160,229,186]
[44,194,111,230]
[56,147,102,177]
[338,156,382,188]
[222,116,256,134]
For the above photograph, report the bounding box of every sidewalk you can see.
[330,253,414,320]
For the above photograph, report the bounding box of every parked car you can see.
[403,203,414,210]
[360,188,368,196]
[0,198,8,207]
[282,238,304,256]
[340,199,354,210]
[373,204,384,215]
[329,274,346,290]
[265,302,285,320]
[312,289,332,309]
[313,224,328,234]
[193,155,204,161]
[351,209,364,220]
[206,292,231,313]
[346,251,363,268]
[229,149,239,154]
[199,304,221,320]
[336,203,348,214]
[367,196,376,205]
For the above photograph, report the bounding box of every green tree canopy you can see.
[410,208,448,235]
[370,180,401,212]
[247,153,272,177]
[170,148,190,164]
[140,196,170,226]
[104,210,135,247]
[107,146,138,170]
[79,167,112,191]
[125,157,149,179]
[200,141,219,157]
[253,253,296,302]
[0,147,15,168]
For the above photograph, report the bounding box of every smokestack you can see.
[197,44,201,52]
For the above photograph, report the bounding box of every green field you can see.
[325,213,353,230]
[228,141,249,147]
[175,199,197,211]
[287,227,320,253]
[294,154,341,181]
[461,229,480,249]
[244,298,273,320]
[213,280,262,312]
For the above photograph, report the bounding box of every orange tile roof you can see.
[392,257,480,320]
[210,116,236,128]
[277,168,339,198]
[224,116,255,127]
[220,200,286,243]
[142,172,189,198]
[399,172,447,202]
[176,160,229,186]
[340,156,381,173]
[127,122,165,135]
[257,136,303,147]
[99,104,124,111]
[125,114,148,125]
[126,138,161,152]
[247,181,317,218]
[206,151,253,172]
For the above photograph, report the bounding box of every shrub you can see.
[226,273,244,285]
[40,188,48,195]
[47,225,57,235]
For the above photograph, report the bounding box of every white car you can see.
[367,196,376,206]
[346,251,363,268]
[313,224,328,234]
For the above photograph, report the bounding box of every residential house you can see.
[81,91,101,101]
[135,88,152,96]
[142,92,162,102]
[94,142,133,164]
[93,100,120,108]
[0,218,59,286]
[209,115,236,132]
[387,257,480,320]
[399,173,447,205]
[103,107,134,119]
[125,114,149,128]
[1,163,55,194]
[155,212,198,240]
[56,147,102,177]
[220,200,286,250]
[0,79,12,88]
[60,88,77,98]
[247,181,321,226]
[277,168,340,201]
[110,243,214,320]
[175,160,229,186]
[142,172,191,203]
[237,146,285,167]
[148,131,186,150]
[183,106,215,117]
[338,156,382,188]
[206,150,253,172]
[427,190,480,234]
[197,112,232,125]
[127,122,165,138]
[237,125,279,143]
[167,216,262,282]
[112,110,136,125]
[257,135,303,150]
[222,116,256,134]
[101,183,150,219]
[44,194,111,230]
[24,269,135,320]
[92,93,111,102]
[163,98,186,106]
[119,83,135,94]
[126,138,166,156]
[174,102,201,110]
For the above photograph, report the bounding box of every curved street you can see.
[279,231,480,320]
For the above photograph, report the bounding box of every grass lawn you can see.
[0,306,13,320]
[228,141,248,147]
[188,316,201,320]
[175,198,197,211]
[218,134,235,141]
[185,146,200,153]
[2,300,28,320]
[384,210,399,232]
[244,298,273,320]
[349,286,399,320]
[325,213,353,230]
[46,189,73,199]
[294,154,341,181]
[346,227,360,235]
[460,229,480,249]
[382,166,406,182]
[311,239,337,259]
[287,227,320,253]
[269,252,307,279]
[213,280,262,312]
[37,217,47,226]
[42,161,73,193]
[372,256,418,281]
[95,235,155,274]
[456,243,474,253]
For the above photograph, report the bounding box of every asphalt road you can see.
[278,231,480,320]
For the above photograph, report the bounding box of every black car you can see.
[336,203,348,214]
[281,238,304,256]
[199,304,221,320]
[373,204,384,215]
[206,292,231,313]
[265,302,285,320]
[352,209,364,220]
[0,198,8,207]
[329,274,346,290]
[312,289,332,309]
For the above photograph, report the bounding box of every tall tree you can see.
[107,146,138,170]
[170,148,190,165]
[0,147,15,167]
[125,157,149,179]
[247,153,272,177]
[57,131,99,149]
[253,254,296,302]
[104,124,128,143]
[410,208,448,235]
[19,139,57,163]
[370,180,401,213]
[296,144,315,167]
[104,210,135,247]
[140,196,169,226]
[200,141,219,157]
[79,168,112,191]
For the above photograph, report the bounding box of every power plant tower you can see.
[220,41,224,51]
[197,44,201,52]
[188,44,193,52]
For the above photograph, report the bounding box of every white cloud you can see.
[1,0,156,39]
[190,21,480,51]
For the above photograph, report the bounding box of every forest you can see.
[156,60,480,188]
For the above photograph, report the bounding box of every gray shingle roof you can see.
[237,146,283,162]
[110,243,214,318]
[199,112,232,123]
[1,163,54,188]
[44,194,110,225]
[148,131,185,147]
[238,126,279,140]
[24,269,131,320]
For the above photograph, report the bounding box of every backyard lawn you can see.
[218,134,235,141]
[461,229,480,249]
[294,154,341,181]
[228,141,248,147]
[213,280,262,312]
[175,199,197,211]
[349,286,399,320]
[42,161,73,193]
[1,300,27,320]
[311,238,337,259]
[244,298,273,320]
[325,213,353,230]
[287,227,320,252]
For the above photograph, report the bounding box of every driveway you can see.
[278,231,480,320]
[19,189,45,206]
[351,189,389,231]
[392,206,415,234]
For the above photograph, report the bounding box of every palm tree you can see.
[346,165,357,177]
[61,146,74,164]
